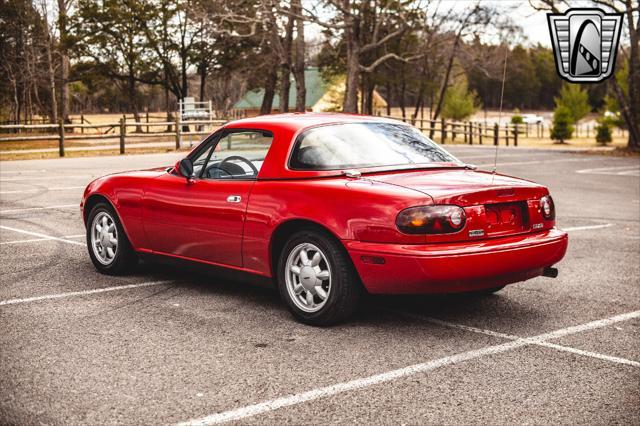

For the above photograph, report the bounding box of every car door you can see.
[143,128,274,268]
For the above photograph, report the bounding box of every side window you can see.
[191,142,215,177]
[193,130,274,180]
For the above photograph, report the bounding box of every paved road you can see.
[1,146,639,425]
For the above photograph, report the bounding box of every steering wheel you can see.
[220,155,259,177]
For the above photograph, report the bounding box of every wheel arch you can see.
[83,193,112,223]
[83,193,134,245]
[268,218,346,279]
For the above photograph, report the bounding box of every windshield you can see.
[290,122,463,171]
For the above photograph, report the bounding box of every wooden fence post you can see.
[441,118,446,144]
[463,123,468,144]
[493,123,499,146]
[479,123,483,145]
[505,126,509,146]
[119,118,125,154]
[514,123,518,146]
[58,119,65,157]
[175,115,181,150]
[469,122,473,145]
[146,111,150,133]
[81,113,84,134]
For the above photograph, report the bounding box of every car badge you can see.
[532,223,544,230]
[468,229,485,237]
[547,8,623,83]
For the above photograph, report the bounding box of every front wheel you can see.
[86,202,137,275]
[277,230,362,326]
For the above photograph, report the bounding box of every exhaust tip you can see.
[543,266,559,278]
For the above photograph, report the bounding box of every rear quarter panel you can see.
[243,177,430,275]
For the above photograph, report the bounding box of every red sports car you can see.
[81,113,568,325]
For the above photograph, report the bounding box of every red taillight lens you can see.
[540,195,555,220]
[396,205,466,234]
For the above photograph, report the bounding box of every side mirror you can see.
[178,158,195,181]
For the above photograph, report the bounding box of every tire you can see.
[277,229,362,326]
[86,202,137,275]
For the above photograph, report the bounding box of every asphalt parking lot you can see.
[1,145,638,425]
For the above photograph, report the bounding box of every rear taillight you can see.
[396,205,466,234]
[540,195,555,220]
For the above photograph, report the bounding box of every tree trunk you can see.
[199,62,207,102]
[412,79,426,125]
[400,68,406,119]
[165,84,172,132]
[43,24,57,123]
[181,57,188,102]
[279,7,295,113]
[385,81,391,115]
[292,0,306,112]
[261,70,277,115]
[128,73,142,133]
[279,65,290,113]
[624,3,639,150]
[363,78,374,115]
[57,0,69,123]
[344,44,360,113]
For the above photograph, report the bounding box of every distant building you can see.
[232,67,387,117]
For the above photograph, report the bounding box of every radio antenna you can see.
[492,44,509,177]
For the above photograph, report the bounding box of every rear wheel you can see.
[86,202,137,275]
[277,230,362,326]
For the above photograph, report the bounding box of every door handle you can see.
[226,195,241,203]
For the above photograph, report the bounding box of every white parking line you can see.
[0,170,45,174]
[563,223,613,232]
[1,234,84,245]
[0,186,85,194]
[395,311,640,368]
[538,341,640,367]
[177,310,640,425]
[576,165,640,176]
[0,204,78,214]
[0,280,172,306]
[0,225,86,246]
[0,175,89,182]
[476,158,596,167]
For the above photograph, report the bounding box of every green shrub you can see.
[550,105,574,143]
[442,81,480,121]
[595,121,612,145]
[511,109,523,125]
[555,84,590,124]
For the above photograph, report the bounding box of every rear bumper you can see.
[344,228,568,294]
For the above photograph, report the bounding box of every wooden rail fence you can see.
[382,116,528,146]
[0,118,227,157]
[1,115,628,157]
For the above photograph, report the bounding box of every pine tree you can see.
[550,106,574,144]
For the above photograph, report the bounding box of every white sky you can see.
[505,1,553,47]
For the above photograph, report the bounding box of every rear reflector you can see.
[361,255,385,265]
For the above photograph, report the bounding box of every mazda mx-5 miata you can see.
[82,113,568,325]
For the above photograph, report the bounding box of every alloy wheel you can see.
[285,243,332,313]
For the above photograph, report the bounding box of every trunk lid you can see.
[367,168,551,241]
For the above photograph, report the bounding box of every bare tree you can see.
[57,0,71,122]
[292,1,423,112]
[39,0,58,123]
[291,0,306,111]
